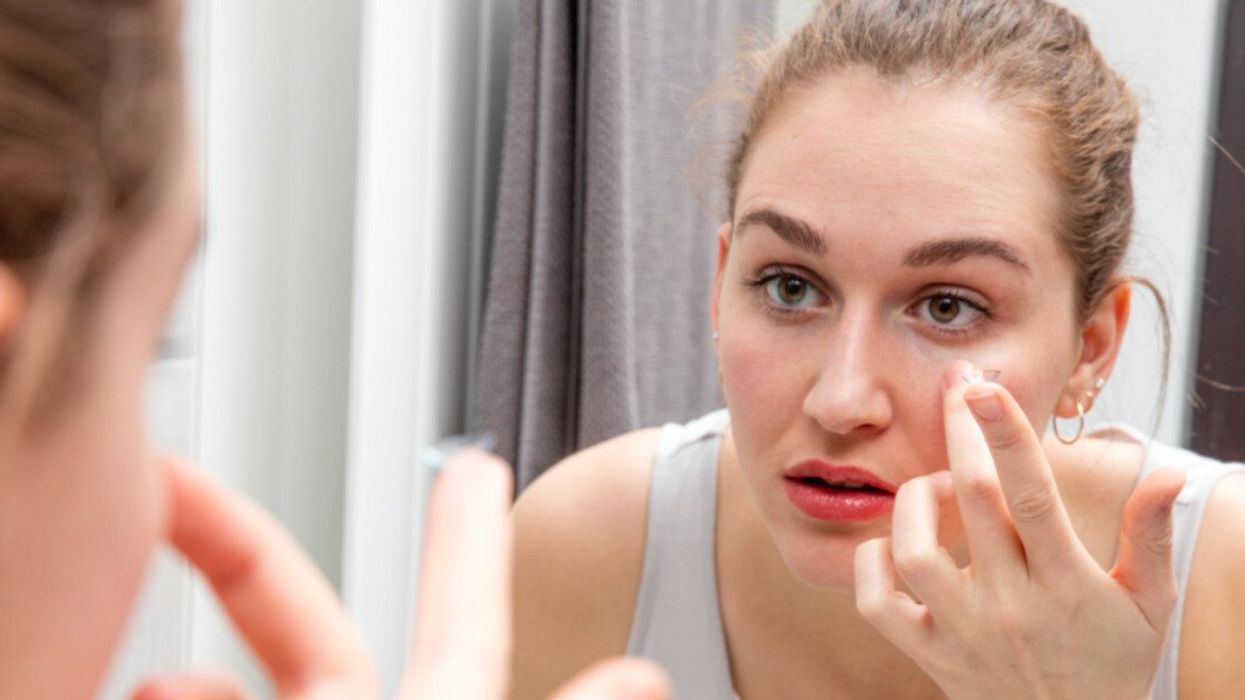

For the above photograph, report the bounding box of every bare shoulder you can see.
[1179,469,1245,700]
[509,427,663,700]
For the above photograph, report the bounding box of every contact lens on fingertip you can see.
[420,433,497,475]
[961,365,984,384]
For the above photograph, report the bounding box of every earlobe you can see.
[710,222,732,332]
[1058,283,1131,418]
[0,265,27,351]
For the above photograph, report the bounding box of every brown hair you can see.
[730,0,1143,323]
[0,0,183,417]
[725,0,1172,421]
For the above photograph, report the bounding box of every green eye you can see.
[765,274,820,308]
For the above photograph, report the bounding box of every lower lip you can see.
[782,478,895,521]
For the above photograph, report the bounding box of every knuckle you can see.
[1008,483,1059,524]
[1140,525,1175,559]
[992,601,1033,642]
[984,421,1027,451]
[855,588,888,621]
[959,473,1000,505]
[1122,513,1175,559]
[891,543,940,580]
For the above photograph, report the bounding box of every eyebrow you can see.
[903,237,1031,272]
[735,208,826,256]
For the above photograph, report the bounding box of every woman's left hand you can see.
[854,361,1186,700]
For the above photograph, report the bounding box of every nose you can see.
[802,305,893,436]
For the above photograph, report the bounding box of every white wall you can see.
[775,0,1222,445]
[101,0,512,696]
[342,0,514,693]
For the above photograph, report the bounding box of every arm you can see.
[1178,472,1245,700]
[510,429,660,700]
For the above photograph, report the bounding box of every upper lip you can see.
[783,460,898,493]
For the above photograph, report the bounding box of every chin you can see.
[771,525,874,592]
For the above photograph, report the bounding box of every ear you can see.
[1055,281,1130,418]
[0,264,27,352]
[710,222,732,334]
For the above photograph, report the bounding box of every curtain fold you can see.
[473,0,775,489]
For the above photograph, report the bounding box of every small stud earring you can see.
[712,330,720,341]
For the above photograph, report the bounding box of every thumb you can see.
[1111,465,1187,629]
[548,658,671,700]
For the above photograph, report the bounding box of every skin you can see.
[511,69,1245,699]
[134,454,670,700]
[0,5,670,697]
[0,131,202,700]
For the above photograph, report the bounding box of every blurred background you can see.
[99,0,1238,697]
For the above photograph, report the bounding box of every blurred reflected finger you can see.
[161,458,376,698]
[549,657,671,700]
[400,449,514,699]
[130,670,250,700]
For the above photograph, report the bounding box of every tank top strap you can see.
[626,409,736,699]
[1110,428,1245,699]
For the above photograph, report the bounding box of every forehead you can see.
[735,69,1065,265]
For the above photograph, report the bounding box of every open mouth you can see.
[781,464,897,521]
[789,476,892,495]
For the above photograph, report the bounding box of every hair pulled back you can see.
[0,0,182,421]
[729,0,1140,324]
[0,0,182,278]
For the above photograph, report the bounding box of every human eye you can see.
[912,288,990,336]
[746,266,825,316]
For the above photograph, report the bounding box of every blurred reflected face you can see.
[0,132,200,513]
[712,70,1083,589]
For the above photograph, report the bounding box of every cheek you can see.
[719,332,807,426]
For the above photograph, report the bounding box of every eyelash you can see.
[915,287,991,339]
[743,268,993,337]
[745,266,819,321]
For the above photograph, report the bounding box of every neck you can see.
[716,432,944,699]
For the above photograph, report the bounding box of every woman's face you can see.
[712,69,1086,590]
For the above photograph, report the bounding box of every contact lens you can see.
[420,433,497,475]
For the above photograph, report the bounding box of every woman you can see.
[510,1,1245,698]
[0,1,668,698]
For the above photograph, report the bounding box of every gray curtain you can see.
[472,0,775,490]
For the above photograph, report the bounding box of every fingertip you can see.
[553,657,672,700]
[440,448,513,498]
[943,360,979,391]
[1138,464,1188,512]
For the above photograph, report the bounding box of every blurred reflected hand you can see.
[133,454,669,700]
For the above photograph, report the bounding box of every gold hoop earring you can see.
[1052,400,1085,445]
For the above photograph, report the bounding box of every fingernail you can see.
[965,387,1004,421]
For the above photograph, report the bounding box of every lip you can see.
[782,460,897,522]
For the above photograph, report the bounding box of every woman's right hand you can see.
[133,455,670,700]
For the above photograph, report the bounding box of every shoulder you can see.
[509,427,663,700]
[1178,465,1245,699]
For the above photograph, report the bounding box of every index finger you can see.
[960,379,1086,573]
[161,458,377,698]
[943,364,1026,581]
[399,449,514,699]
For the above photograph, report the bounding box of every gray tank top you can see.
[624,410,1244,699]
